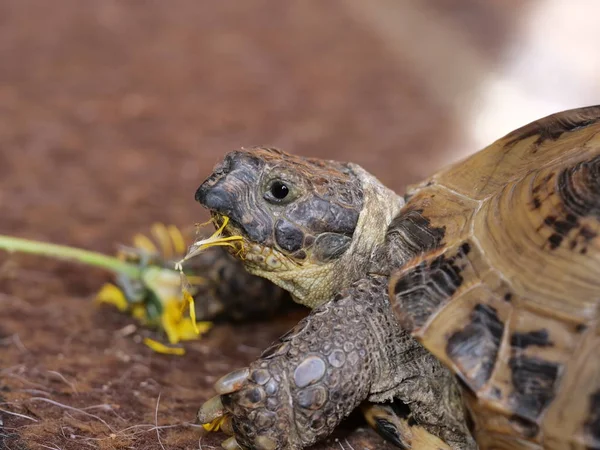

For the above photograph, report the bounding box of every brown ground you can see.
[0,2,522,449]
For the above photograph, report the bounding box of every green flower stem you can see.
[0,235,142,278]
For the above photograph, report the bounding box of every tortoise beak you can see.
[195,152,272,244]
[195,151,250,217]
[195,182,236,218]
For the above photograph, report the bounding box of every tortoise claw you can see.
[197,395,224,424]
[221,436,242,450]
[215,368,250,395]
[254,436,278,450]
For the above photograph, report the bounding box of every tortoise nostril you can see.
[195,167,233,205]
[195,151,246,204]
[216,153,234,175]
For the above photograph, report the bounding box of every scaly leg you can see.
[198,276,475,449]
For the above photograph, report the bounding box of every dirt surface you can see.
[0,2,518,449]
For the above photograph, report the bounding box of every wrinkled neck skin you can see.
[336,164,405,292]
[255,164,404,309]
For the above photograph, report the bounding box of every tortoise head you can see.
[195,147,403,306]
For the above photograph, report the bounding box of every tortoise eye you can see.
[265,180,295,204]
[270,181,289,199]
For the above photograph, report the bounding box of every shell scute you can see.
[446,302,504,391]
[388,107,600,448]
[390,238,487,335]
[432,106,600,201]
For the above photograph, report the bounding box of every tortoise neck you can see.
[330,164,405,291]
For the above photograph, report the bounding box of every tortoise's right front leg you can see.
[198,275,474,449]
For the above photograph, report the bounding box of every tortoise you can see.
[193,106,600,450]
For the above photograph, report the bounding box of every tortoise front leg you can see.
[198,283,379,449]
[198,276,474,449]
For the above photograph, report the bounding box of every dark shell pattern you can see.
[388,106,600,450]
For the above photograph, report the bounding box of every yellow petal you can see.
[176,320,213,341]
[143,337,185,356]
[195,321,212,333]
[131,304,149,323]
[182,289,200,334]
[202,416,225,432]
[161,313,183,344]
[174,321,202,341]
[157,295,213,343]
[133,233,158,254]
[167,225,186,255]
[184,275,206,286]
[164,297,184,321]
[151,223,173,260]
[95,283,129,312]
[195,218,215,230]
[174,216,244,271]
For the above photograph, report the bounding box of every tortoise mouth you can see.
[210,212,296,273]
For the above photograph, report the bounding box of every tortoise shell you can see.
[389,106,600,449]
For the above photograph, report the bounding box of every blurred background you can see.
[1,1,600,449]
